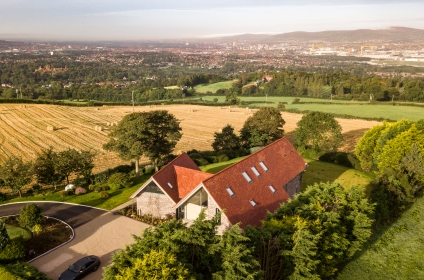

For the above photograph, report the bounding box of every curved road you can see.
[0,202,107,229]
[0,202,149,280]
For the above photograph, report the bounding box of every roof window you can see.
[268,185,276,193]
[251,166,261,177]
[226,187,235,197]
[249,199,257,208]
[167,182,173,189]
[242,171,253,183]
[259,161,268,172]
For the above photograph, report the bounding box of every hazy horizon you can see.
[1,0,423,41]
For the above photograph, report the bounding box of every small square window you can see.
[251,166,261,177]
[249,199,257,208]
[167,182,173,188]
[259,161,268,172]
[268,185,276,193]
[242,171,253,183]
[226,187,235,197]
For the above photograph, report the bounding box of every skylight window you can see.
[268,185,276,193]
[242,171,253,183]
[259,161,268,172]
[226,187,235,197]
[251,166,261,177]
[167,182,173,189]
[249,199,257,208]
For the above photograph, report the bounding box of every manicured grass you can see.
[0,173,151,210]
[200,157,247,173]
[337,195,424,280]
[164,85,180,89]
[194,81,235,93]
[5,224,32,241]
[200,157,374,193]
[302,158,375,195]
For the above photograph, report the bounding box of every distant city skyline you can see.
[1,0,423,41]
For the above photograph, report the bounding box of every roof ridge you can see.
[203,137,288,183]
[152,152,193,178]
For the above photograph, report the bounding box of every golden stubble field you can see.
[0,104,380,173]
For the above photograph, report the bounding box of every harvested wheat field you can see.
[0,104,380,172]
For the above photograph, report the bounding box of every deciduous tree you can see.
[33,147,64,190]
[240,107,285,147]
[212,125,240,152]
[0,157,33,198]
[104,110,182,174]
[294,111,343,158]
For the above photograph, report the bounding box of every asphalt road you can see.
[0,201,149,279]
[0,202,107,228]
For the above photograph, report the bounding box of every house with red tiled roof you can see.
[131,137,306,233]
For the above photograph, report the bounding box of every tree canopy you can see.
[294,111,343,158]
[104,110,182,173]
[212,124,241,152]
[0,157,33,198]
[246,182,374,279]
[240,107,285,147]
[103,211,261,280]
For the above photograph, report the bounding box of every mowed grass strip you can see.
[337,195,424,280]
[194,81,235,93]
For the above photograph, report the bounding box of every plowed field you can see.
[0,104,380,172]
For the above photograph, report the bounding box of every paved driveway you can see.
[0,202,150,279]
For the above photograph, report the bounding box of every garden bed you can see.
[2,216,73,261]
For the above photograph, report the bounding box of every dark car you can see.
[59,255,100,280]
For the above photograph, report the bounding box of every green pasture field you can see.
[285,103,424,122]
[337,194,424,280]
[194,81,235,93]
[190,95,424,121]
[5,224,32,240]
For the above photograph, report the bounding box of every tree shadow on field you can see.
[340,128,371,152]
[284,130,295,144]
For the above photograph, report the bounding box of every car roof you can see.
[74,256,97,266]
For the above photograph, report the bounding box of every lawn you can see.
[337,195,424,280]
[0,173,151,210]
[194,81,235,93]
[5,224,32,241]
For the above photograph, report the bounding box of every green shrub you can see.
[17,204,44,230]
[95,185,110,192]
[319,152,360,168]
[107,173,131,190]
[0,265,23,280]
[99,191,109,199]
[0,193,7,202]
[0,238,25,263]
[88,184,96,191]
[217,153,229,163]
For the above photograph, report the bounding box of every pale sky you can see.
[0,0,423,41]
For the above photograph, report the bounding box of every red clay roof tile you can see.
[202,137,305,228]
